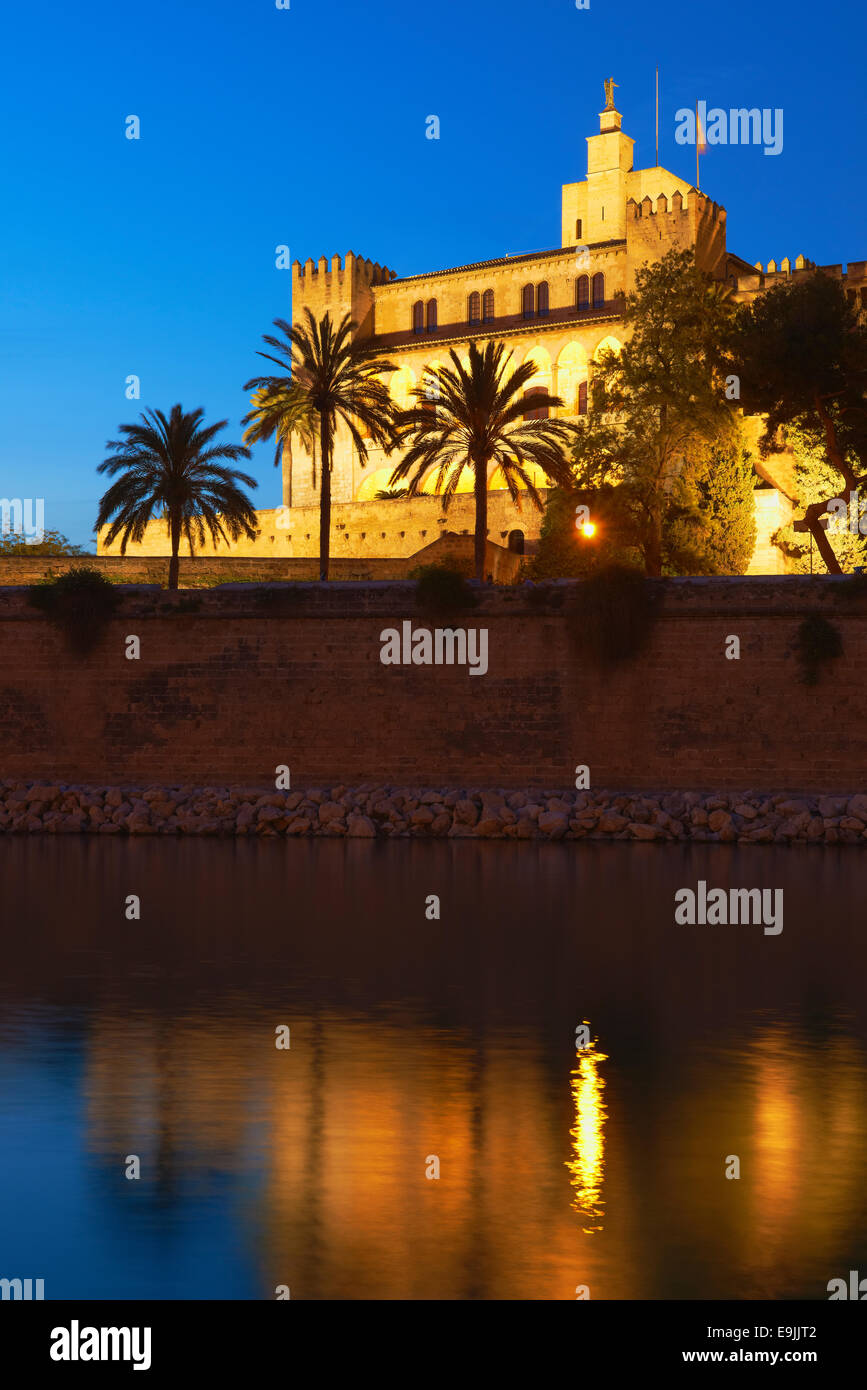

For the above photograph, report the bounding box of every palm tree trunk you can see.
[319,415,331,582]
[474,460,488,584]
[168,513,181,590]
[283,437,292,508]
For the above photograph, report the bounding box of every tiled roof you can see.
[384,241,626,286]
[372,301,623,351]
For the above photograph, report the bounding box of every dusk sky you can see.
[2,0,863,547]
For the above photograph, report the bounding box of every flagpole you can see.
[695,102,699,189]
[655,68,659,166]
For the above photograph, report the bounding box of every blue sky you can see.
[1,0,863,547]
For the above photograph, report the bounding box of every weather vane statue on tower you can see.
[603,77,618,110]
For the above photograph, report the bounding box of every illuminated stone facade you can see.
[99,94,866,574]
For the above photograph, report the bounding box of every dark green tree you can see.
[529,485,641,579]
[0,528,90,557]
[771,426,867,573]
[729,273,867,573]
[571,248,737,575]
[663,427,757,575]
[96,405,258,590]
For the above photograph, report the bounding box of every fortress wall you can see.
[0,577,863,791]
[96,493,551,562]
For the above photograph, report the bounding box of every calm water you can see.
[1,838,865,1300]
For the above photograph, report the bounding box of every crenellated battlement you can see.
[625,189,726,223]
[290,251,397,348]
[292,252,397,288]
[733,256,867,302]
[625,187,727,279]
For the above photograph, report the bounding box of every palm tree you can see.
[244,309,400,580]
[96,405,259,590]
[390,340,577,582]
[242,381,318,506]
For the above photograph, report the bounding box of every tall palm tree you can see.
[96,405,259,589]
[244,309,400,580]
[242,381,318,507]
[390,340,577,582]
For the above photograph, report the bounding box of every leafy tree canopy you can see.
[571,248,741,574]
[729,273,867,572]
[0,528,90,557]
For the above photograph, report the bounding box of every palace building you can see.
[98,87,867,574]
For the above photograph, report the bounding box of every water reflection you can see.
[0,838,866,1299]
[567,1039,608,1235]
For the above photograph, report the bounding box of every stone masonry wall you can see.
[0,577,864,792]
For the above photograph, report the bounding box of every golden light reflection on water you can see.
[566,1033,608,1234]
[745,1024,867,1284]
[71,1008,867,1298]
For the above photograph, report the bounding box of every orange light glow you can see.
[580,522,597,538]
[566,1037,608,1234]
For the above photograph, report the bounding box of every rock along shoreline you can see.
[2,783,867,844]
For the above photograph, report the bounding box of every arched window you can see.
[521,283,535,318]
[576,275,590,309]
[592,273,605,307]
[468,291,481,324]
[556,342,587,419]
[412,300,424,334]
[578,381,588,415]
[537,281,549,317]
[483,289,495,322]
[522,386,548,420]
[426,298,437,331]
[508,529,525,555]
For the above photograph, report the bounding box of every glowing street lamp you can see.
[580,522,596,539]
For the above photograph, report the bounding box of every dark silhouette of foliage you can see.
[96,405,258,590]
[245,310,400,580]
[0,529,90,557]
[412,564,477,616]
[391,340,576,583]
[28,566,122,655]
[729,274,867,573]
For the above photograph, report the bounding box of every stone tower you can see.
[286,253,396,508]
[561,93,728,288]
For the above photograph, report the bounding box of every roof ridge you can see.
[385,241,626,286]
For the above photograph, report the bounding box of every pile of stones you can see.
[1,782,866,843]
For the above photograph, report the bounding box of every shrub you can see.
[412,564,477,616]
[530,486,640,580]
[566,564,656,664]
[28,566,122,654]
